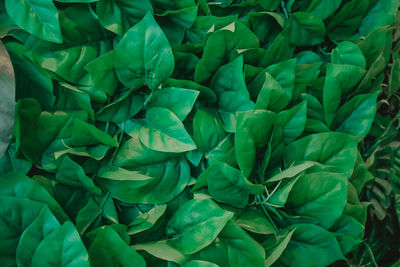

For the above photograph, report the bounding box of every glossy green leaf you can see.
[26,40,101,86]
[280,224,344,267]
[96,90,145,123]
[89,227,146,267]
[284,132,358,176]
[210,56,249,99]
[0,197,45,265]
[307,0,342,20]
[331,41,366,68]
[5,0,62,43]
[133,240,188,265]
[166,198,233,254]
[195,161,264,208]
[237,209,276,235]
[288,12,326,46]
[193,109,226,153]
[0,173,68,222]
[217,221,265,267]
[146,87,199,121]
[139,107,196,153]
[235,110,276,177]
[16,206,60,267]
[115,12,174,89]
[85,50,118,96]
[182,260,219,267]
[358,0,398,37]
[194,21,259,83]
[287,171,348,228]
[264,230,295,266]
[332,92,379,140]
[99,159,190,204]
[31,221,89,267]
[128,205,167,235]
[323,64,366,126]
[97,0,153,35]
[114,121,177,169]
[278,101,307,143]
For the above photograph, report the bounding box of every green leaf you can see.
[358,0,399,37]
[76,198,102,235]
[128,205,167,235]
[89,227,146,267]
[307,0,342,20]
[287,171,348,228]
[267,162,315,182]
[114,121,177,169]
[0,196,46,265]
[250,59,296,112]
[146,87,199,121]
[31,221,89,267]
[331,215,364,255]
[5,0,62,43]
[166,198,233,254]
[97,0,153,35]
[56,156,101,195]
[26,40,101,86]
[0,173,68,222]
[284,132,358,176]
[115,12,174,89]
[210,55,249,99]
[196,161,264,208]
[235,110,276,177]
[194,21,259,83]
[0,143,32,176]
[16,206,60,267]
[96,90,145,123]
[99,159,190,204]
[182,260,219,267]
[5,41,54,110]
[139,107,196,153]
[280,224,344,267]
[56,84,94,121]
[278,101,307,143]
[133,240,188,265]
[0,40,14,157]
[217,221,265,267]
[288,12,326,46]
[326,0,370,40]
[323,64,366,126]
[331,41,366,68]
[264,230,295,266]
[332,92,379,140]
[193,108,226,153]
[237,209,276,235]
[85,50,119,96]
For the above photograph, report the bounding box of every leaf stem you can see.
[256,195,278,231]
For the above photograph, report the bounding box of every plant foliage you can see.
[0,0,399,266]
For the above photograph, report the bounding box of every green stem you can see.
[256,196,278,231]
[281,1,289,18]
[260,194,283,220]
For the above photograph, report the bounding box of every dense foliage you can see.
[0,0,399,266]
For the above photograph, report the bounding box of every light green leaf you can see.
[139,107,196,153]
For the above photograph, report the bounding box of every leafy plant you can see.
[0,0,399,266]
